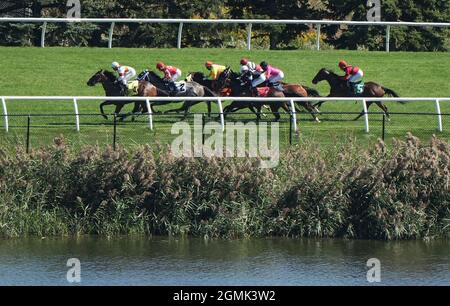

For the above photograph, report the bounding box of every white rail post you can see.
[217,98,225,131]
[435,99,443,132]
[362,99,370,133]
[247,23,252,51]
[108,22,115,49]
[41,21,47,48]
[1,97,8,132]
[177,22,183,49]
[386,25,391,52]
[289,99,298,132]
[146,98,153,130]
[316,24,321,51]
[73,98,80,132]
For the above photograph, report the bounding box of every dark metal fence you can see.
[0,111,449,153]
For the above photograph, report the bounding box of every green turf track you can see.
[0,47,450,150]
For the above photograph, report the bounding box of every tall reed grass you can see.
[0,135,449,240]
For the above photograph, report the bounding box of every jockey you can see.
[156,62,181,94]
[240,58,266,96]
[112,61,136,94]
[338,60,364,93]
[156,62,182,82]
[205,61,226,80]
[260,61,284,91]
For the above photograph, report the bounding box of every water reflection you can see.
[0,237,448,285]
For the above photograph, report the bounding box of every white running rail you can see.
[1,18,450,51]
[0,96,448,134]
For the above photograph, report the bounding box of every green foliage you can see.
[1,1,448,51]
[333,0,450,51]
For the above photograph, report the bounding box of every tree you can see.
[326,0,450,51]
[225,0,322,49]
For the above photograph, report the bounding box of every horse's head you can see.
[87,70,116,86]
[185,72,193,82]
[216,67,233,89]
[312,68,333,85]
[185,72,203,83]
[87,70,105,86]
[137,69,150,81]
[143,70,166,87]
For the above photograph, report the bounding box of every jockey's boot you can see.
[273,82,284,92]
[119,83,128,96]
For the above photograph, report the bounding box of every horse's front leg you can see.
[304,103,320,123]
[100,100,113,120]
[248,104,260,120]
[353,101,372,121]
[165,101,189,115]
[129,102,141,122]
[207,101,212,118]
[115,104,126,121]
[314,94,332,109]
[269,104,281,121]
[222,103,239,120]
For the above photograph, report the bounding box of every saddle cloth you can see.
[351,81,365,95]
[174,81,188,93]
[257,87,271,97]
[127,80,139,95]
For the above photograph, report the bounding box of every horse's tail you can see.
[304,86,321,97]
[382,86,399,97]
[203,86,217,97]
[382,86,405,104]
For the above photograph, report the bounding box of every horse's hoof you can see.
[315,118,321,123]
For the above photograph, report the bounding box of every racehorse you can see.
[185,71,232,96]
[185,72,213,89]
[138,70,216,118]
[216,67,291,121]
[312,68,402,120]
[218,68,321,122]
[87,70,168,120]
[275,81,321,121]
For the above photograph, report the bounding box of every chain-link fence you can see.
[0,110,449,153]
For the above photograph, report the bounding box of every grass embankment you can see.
[0,134,449,240]
[1,47,450,150]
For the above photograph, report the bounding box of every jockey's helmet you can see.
[205,61,213,69]
[156,62,165,70]
[260,61,268,70]
[112,62,120,70]
[339,60,348,69]
[240,58,248,65]
[240,65,250,74]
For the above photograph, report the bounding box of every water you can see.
[0,237,448,285]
